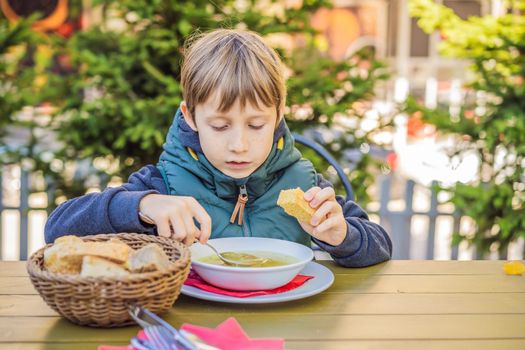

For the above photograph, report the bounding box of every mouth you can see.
[226,161,252,169]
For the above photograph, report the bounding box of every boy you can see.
[45,29,392,267]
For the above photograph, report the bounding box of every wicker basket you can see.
[26,233,191,327]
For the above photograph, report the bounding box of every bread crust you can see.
[127,243,171,273]
[277,187,315,223]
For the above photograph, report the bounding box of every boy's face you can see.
[182,93,278,179]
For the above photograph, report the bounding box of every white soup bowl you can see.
[190,237,314,291]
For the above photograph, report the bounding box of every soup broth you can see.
[198,251,298,267]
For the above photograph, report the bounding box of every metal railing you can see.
[0,169,30,260]
[375,176,461,260]
[1,167,520,261]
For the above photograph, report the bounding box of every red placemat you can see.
[184,270,314,298]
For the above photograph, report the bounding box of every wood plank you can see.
[0,262,28,277]
[3,260,515,277]
[287,340,525,350]
[0,343,119,350]
[286,340,525,350]
[3,340,525,350]
[0,296,57,316]
[163,315,525,340]
[3,293,525,317]
[0,277,37,294]
[0,317,139,343]
[1,315,525,342]
[174,293,525,315]
[3,273,525,295]
[326,274,525,293]
[323,260,515,276]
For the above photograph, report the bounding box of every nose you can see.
[228,127,249,153]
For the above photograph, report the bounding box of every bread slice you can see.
[127,243,171,273]
[44,236,85,274]
[277,188,315,223]
[80,256,129,277]
[79,239,132,265]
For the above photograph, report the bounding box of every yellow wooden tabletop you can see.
[1,260,524,350]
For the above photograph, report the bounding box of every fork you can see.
[144,325,175,350]
[130,336,155,350]
[128,305,214,350]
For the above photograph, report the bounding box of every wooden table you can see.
[1,260,524,349]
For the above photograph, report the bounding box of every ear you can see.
[181,101,197,131]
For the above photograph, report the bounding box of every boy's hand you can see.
[298,187,346,246]
[139,194,211,245]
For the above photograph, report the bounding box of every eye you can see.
[249,124,265,130]
[211,125,228,131]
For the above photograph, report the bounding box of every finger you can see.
[169,212,187,241]
[155,216,172,238]
[304,187,321,201]
[187,198,212,243]
[310,187,336,208]
[181,210,198,245]
[313,216,341,235]
[311,201,337,226]
[183,233,195,246]
[298,220,315,235]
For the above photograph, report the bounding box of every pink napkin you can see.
[181,317,284,350]
[99,319,284,350]
[184,270,314,298]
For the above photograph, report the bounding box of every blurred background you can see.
[1,0,523,261]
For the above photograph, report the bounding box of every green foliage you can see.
[0,16,42,144]
[408,0,525,254]
[4,1,391,206]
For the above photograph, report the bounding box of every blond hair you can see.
[180,29,286,119]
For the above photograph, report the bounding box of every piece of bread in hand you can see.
[277,187,315,223]
[127,243,171,273]
[80,256,130,277]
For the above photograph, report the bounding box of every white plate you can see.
[180,261,334,304]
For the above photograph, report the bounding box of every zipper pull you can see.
[230,185,249,225]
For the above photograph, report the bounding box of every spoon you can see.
[138,212,268,267]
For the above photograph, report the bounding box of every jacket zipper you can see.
[239,184,248,198]
[239,185,252,237]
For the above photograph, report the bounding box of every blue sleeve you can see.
[44,165,167,243]
[312,175,393,267]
